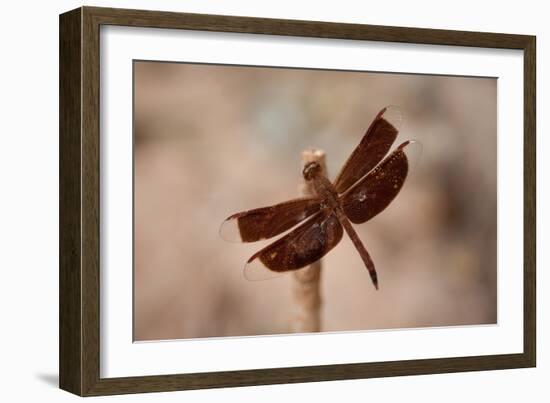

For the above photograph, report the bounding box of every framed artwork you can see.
[59,6,536,396]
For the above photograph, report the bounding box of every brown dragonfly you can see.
[220,106,421,289]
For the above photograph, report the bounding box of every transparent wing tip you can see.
[399,140,423,168]
[243,258,283,281]
[381,105,404,131]
[219,217,242,243]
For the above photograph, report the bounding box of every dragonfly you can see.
[220,106,421,290]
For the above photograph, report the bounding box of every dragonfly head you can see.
[302,161,321,181]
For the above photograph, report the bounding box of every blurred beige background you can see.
[133,61,497,341]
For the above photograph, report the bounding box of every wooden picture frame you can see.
[59,6,536,396]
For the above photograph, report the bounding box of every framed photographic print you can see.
[59,6,536,396]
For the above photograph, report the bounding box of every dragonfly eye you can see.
[302,162,321,181]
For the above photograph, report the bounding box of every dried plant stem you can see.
[290,149,326,333]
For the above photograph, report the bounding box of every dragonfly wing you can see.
[341,140,421,224]
[244,210,343,280]
[220,197,321,243]
[333,106,402,194]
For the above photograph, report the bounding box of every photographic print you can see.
[133,61,497,342]
[60,7,535,395]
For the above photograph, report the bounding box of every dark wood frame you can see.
[59,6,536,396]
